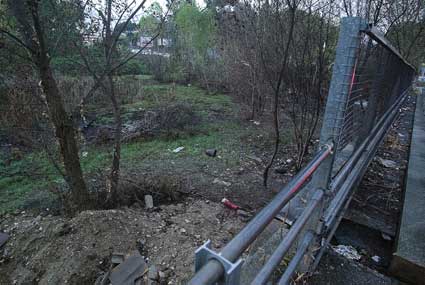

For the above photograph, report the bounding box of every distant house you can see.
[138,36,155,48]
[137,35,171,49]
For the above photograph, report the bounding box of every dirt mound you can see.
[0,198,244,284]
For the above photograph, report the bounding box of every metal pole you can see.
[189,145,332,285]
[278,232,314,285]
[251,190,324,285]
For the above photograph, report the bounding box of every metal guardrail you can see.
[191,145,333,285]
[190,17,415,285]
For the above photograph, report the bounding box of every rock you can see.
[381,232,392,241]
[53,222,72,237]
[34,215,42,224]
[205,149,217,157]
[248,155,262,164]
[148,265,159,284]
[0,233,9,248]
[145,195,154,209]
[274,167,287,174]
[109,251,147,285]
[180,228,187,234]
[111,253,126,265]
[213,178,231,187]
[376,157,398,168]
[136,239,147,257]
[236,209,251,218]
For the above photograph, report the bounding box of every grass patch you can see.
[0,81,256,214]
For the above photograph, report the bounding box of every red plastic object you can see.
[221,198,240,210]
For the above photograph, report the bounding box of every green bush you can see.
[51,56,87,76]
[116,59,148,75]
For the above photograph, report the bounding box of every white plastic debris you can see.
[333,245,362,260]
[376,157,397,168]
[172,146,184,153]
[82,151,88,157]
[213,178,231,187]
[371,255,381,263]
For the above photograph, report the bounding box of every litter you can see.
[221,198,240,210]
[172,146,184,153]
[333,245,361,260]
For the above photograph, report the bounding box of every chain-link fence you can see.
[332,30,415,177]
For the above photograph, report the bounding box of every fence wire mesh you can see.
[332,32,415,177]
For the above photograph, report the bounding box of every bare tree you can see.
[248,0,300,187]
[75,0,170,202]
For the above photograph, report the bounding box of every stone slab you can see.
[390,88,425,285]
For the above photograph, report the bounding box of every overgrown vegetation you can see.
[0,0,424,214]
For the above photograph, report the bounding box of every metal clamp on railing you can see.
[195,240,244,285]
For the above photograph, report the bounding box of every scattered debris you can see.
[136,239,147,258]
[205,149,217,157]
[147,265,159,285]
[381,232,392,241]
[274,167,287,174]
[172,146,184,153]
[253,121,260,125]
[111,253,126,266]
[0,189,245,284]
[53,222,72,237]
[236,209,252,221]
[371,255,381,263]
[221,198,240,210]
[144,195,154,209]
[82,151,88,157]
[248,155,262,164]
[376,157,398,168]
[333,245,362,260]
[0,233,9,248]
[213,178,231,187]
[109,251,147,285]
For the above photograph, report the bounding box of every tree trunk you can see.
[262,5,297,187]
[107,74,122,201]
[11,0,90,210]
[104,0,121,201]
[38,58,90,208]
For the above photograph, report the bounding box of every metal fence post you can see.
[300,17,368,273]
[312,17,368,191]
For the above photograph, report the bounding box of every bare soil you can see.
[0,198,245,284]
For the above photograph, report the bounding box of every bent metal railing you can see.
[190,17,415,285]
